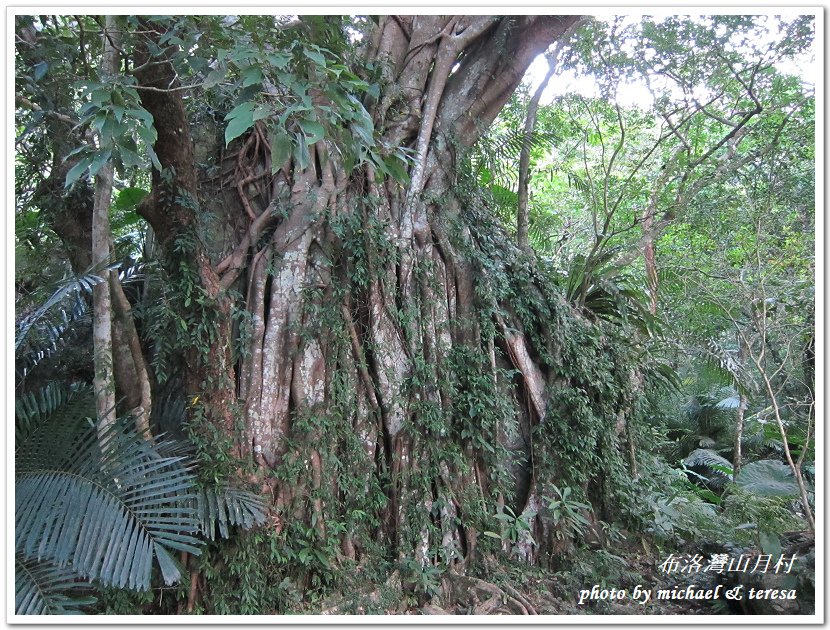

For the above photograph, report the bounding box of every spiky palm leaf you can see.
[15,390,202,600]
[15,291,89,383]
[560,251,661,337]
[15,555,97,615]
[15,266,112,352]
[683,448,734,490]
[193,487,268,541]
[666,389,737,461]
[702,338,754,396]
[14,260,136,383]
[683,448,734,473]
[15,382,93,445]
[646,357,683,393]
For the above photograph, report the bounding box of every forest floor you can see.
[309,552,718,616]
[307,533,814,617]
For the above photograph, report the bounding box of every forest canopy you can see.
[13,13,817,617]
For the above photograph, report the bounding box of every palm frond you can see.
[567,171,591,194]
[15,265,113,352]
[193,486,268,541]
[683,448,733,473]
[15,382,94,446]
[471,128,560,191]
[683,448,734,491]
[15,292,89,382]
[15,554,96,615]
[16,411,202,592]
[647,358,682,393]
[702,339,753,395]
[735,460,799,497]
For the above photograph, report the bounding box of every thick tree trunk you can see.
[134,20,237,448]
[135,16,640,574]
[230,15,582,564]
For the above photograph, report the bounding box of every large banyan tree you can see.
[17,14,647,591]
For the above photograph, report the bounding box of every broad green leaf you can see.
[87,149,112,179]
[117,145,144,170]
[266,52,290,69]
[270,130,292,172]
[293,134,310,170]
[33,61,48,82]
[136,124,157,148]
[303,48,326,67]
[145,144,162,172]
[241,65,264,87]
[759,530,782,557]
[204,67,226,89]
[365,82,380,100]
[350,117,374,146]
[253,105,272,122]
[383,156,409,183]
[224,102,256,145]
[113,187,149,211]
[298,119,325,145]
[127,107,154,128]
[64,157,92,188]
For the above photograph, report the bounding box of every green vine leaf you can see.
[224,102,256,146]
[299,118,325,145]
[270,130,293,172]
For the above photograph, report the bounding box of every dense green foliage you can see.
[14,13,815,616]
